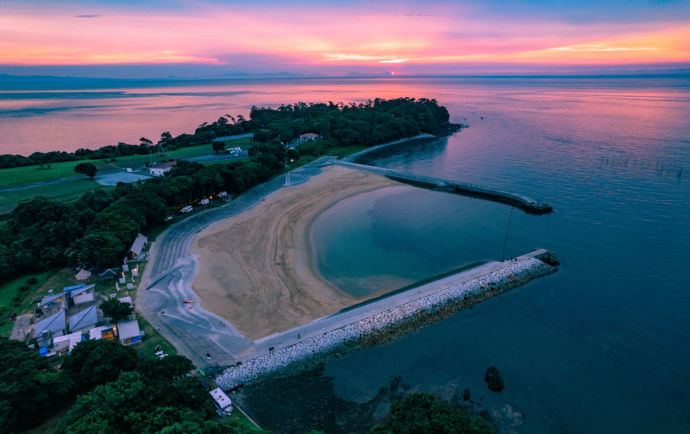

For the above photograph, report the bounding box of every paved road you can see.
[136,160,328,367]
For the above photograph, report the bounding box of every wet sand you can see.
[190,165,399,340]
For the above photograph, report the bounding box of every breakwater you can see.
[333,161,553,214]
[215,251,557,390]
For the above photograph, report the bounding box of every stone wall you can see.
[216,256,556,390]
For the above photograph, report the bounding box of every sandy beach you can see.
[190,165,399,340]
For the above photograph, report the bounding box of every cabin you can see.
[74,269,91,281]
[52,332,83,353]
[117,320,143,346]
[149,161,177,176]
[35,310,66,347]
[89,325,116,341]
[69,305,99,334]
[65,283,96,307]
[298,132,320,143]
[127,234,148,261]
[40,292,67,314]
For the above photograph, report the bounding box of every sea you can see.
[2,76,689,432]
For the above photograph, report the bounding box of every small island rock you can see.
[484,366,504,392]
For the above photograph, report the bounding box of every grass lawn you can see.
[0,138,254,189]
[0,269,62,337]
[0,179,105,214]
[224,409,265,432]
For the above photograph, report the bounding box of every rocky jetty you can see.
[215,256,557,390]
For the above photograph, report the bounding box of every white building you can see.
[149,161,177,176]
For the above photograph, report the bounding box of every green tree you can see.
[372,392,495,434]
[212,140,225,154]
[100,298,134,338]
[74,162,98,179]
[0,338,75,432]
[136,355,193,381]
[61,339,138,390]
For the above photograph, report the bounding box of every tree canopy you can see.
[0,337,75,432]
[371,392,495,434]
[73,162,98,179]
[60,339,139,391]
[100,298,134,336]
[0,98,456,283]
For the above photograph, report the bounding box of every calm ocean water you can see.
[3,76,689,432]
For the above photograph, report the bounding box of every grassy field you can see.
[0,137,252,189]
[0,179,105,214]
[0,269,62,337]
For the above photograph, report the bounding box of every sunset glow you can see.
[1,1,689,76]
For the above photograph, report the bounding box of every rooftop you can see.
[151,161,177,170]
[35,310,66,337]
[117,319,142,340]
[69,305,99,332]
[129,233,148,256]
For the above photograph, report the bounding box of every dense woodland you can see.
[0,338,258,433]
[0,98,452,283]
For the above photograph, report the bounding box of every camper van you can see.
[209,387,233,417]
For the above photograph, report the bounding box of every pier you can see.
[332,161,553,214]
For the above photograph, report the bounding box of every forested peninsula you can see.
[0,98,457,283]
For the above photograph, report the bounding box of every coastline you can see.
[216,252,558,390]
[189,165,400,340]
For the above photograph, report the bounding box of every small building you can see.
[99,268,119,281]
[127,233,148,261]
[72,291,95,306]
[66,284,96,307]
[298,132,320,143]
[40,292,67,314]
[149,161,177,176]
[69,305,99,334]
[52,332,83,353]
[117,320,143,346]
[35,310,66,347]
[89,325,116,341]
[74,269,92,281]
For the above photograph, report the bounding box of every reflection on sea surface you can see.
[3,76,690,432]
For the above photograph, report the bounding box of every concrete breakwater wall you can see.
[215,255,557,390]
[334,161,553,215]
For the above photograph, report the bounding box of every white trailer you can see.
[209,387,233,417]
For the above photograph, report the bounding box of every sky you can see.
[1,0,689,78]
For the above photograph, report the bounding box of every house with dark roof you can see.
[35,310,66,347]
[69,305,99,334]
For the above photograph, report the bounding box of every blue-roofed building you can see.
[63,283,86,293]
[35,310,66,347]
[69,305,99,334]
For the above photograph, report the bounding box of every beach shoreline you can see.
[189,165,399,340]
